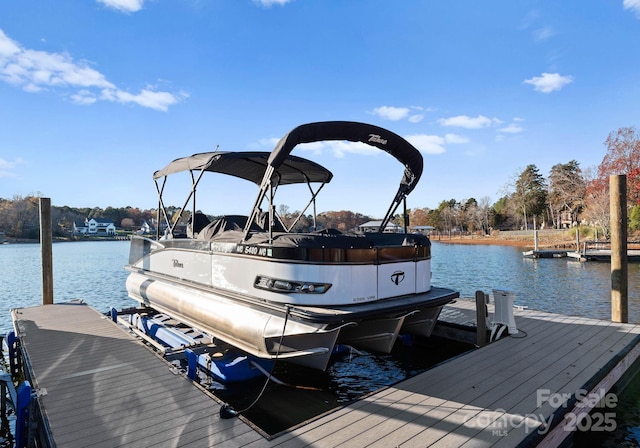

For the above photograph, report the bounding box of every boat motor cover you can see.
[268,121,423,195]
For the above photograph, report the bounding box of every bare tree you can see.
[548,160,586,228]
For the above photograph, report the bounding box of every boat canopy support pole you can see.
[155,177,169,239]
[244,165,275,241]
[191,170,197,238]
[157,167,208,238]
[379,188,408,232]
[284,181,327,233]
[269,184,275,243]
[403,197,408,233]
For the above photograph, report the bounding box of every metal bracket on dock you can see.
[6,331,22,379]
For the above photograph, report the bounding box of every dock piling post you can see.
[475,291,488,347]
[610,175,628,323]
[39,197,53,305]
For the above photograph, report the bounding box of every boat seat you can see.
[187,212,212,238]
[198,215,264,241]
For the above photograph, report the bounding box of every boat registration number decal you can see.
[235,245,272,257]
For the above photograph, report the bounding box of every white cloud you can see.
[371,105,429,123]
[498,124,524,134]
[371,106,410,121]
[71,90,98,105]
[97,0,144,13]
[0,30,20,57]
[444,133,470,144]
[0,28,185,111]
[438,115,496,129]
[268,139,377,158]
[253,0,294,6]
[0,157,25,178]
[405,135,446,154]
[405,133,468,155]
[101,87,186,112]
[533,26,555,41]
[302,141,377,158]
[524,72,574,93]
[624,0,640,18]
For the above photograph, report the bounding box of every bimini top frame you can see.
[152,151,333,239]
[244,121,423,239]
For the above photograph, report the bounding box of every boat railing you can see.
[128,236,165,265]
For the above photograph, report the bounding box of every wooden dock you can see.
[10,299,640,447]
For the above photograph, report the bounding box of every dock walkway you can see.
[11,302,256,447]
[11,300,640,447]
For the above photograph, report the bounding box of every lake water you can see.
[1,239,639,442]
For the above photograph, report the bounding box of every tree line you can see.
[2,126,639,240]
[0,198,156,239]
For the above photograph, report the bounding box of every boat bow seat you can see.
[187,212,212,238]
[198,215,264,241]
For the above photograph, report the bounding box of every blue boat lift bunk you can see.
[111,307,276,384]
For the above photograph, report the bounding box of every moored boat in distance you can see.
[125,121,459,370]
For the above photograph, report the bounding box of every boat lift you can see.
[110,307,276,384]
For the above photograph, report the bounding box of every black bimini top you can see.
[268,121,423,195]
[153,151,333,186]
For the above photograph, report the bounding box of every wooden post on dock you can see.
[610,175,627,323]
[39,197,53,305]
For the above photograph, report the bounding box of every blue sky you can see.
[1,1,640,218]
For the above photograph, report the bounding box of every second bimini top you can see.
[153,151,333,186]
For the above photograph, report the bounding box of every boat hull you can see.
[126,268,457,369]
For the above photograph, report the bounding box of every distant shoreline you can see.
[431,234,577,248]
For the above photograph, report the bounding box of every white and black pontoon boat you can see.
[126,121,459,370]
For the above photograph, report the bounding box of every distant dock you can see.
[6,299,640,447]
[566,248,640,262]
[522,249,568,259]
[524,242,640,262]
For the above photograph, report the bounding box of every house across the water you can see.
[73,218,116,236]
[358,220,403,233]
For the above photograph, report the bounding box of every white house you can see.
[137,220,154,235]
[73,218,116,236]
[358,220,403,233]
